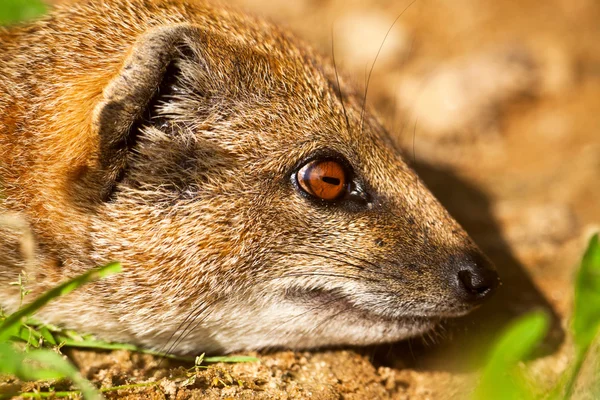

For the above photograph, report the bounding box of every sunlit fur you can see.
[0,0,493,354]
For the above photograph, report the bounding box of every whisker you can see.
[311,246,385,272]
[274,246,377,271]
[331,28,351,131]
[412,116,418,167]
[412,116,421,230]
[261,296,342,339]
[270,249,367,272]
[360,0,419,135]
[408,336,416,361]
[156,300,202,360]
[157,296,223,366]
[270,249,407,282]
[391,23,416,143]
[167,299,222,355]
[301,306,349,341]
[279,271,378,284]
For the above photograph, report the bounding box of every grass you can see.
[473,233,600,399]
[0,262,257,399]
[19,321,257,364]
[0,263,123,400]
[0,0,47,25]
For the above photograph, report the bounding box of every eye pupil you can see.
[297,159,348,201]
[322,176,340,185]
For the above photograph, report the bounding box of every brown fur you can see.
[0,0,498,353]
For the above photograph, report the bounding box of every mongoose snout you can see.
[0,0,499,354]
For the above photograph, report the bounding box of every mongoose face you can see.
[0,0,499,353]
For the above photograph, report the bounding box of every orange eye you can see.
[297,159,348,201]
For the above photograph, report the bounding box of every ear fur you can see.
[84,24,202,202]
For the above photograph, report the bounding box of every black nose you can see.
[452,251,499,303]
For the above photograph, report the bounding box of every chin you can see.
[192,297,441,353]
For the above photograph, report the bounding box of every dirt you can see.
[6,0,600,398]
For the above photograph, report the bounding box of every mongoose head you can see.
[0,0,499,354]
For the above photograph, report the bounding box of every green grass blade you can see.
[56,335,196,360]
[0,262,122,342]
[0,342,29,376]
[473,311,549,400]
[56,334,257,363]
[0,343,100,399]
[202,355,259,363]
[23,324,255,364]
[19,391,84,398]
[0,0,47,25]
[562,233,600,398]
[39,326,57,346]
[25,351,101,400]
[573,234,600,352]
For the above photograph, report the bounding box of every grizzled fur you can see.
[0,0,498,353]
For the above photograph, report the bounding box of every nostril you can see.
[452,252,500,303]
[458,269,495,298]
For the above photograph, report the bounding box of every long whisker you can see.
[271,249,408,283]
[387,34,416,142]
[307,246,384,271]
[274,246,380,271]
[262,296,342,339]
[300,306,350,343]
[270,249,367,272]
[157,296,223,366]
[156,301,202,360]
[412,116,418,167]
[256,270,379,338]
[360,0,419,135]
[331,28,351,131]
[279,271,378,283]
[412,116,421,230]
[167,298,223,356]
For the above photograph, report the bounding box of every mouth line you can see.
[284,287,449,323]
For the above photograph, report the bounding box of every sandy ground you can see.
[6,0,600,398]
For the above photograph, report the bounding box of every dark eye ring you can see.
[296,159,348,201]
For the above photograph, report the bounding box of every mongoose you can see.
[0,0,499,354]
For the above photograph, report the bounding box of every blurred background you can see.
[38,0,600,397]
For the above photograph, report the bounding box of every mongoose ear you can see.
[89,24,202,202]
